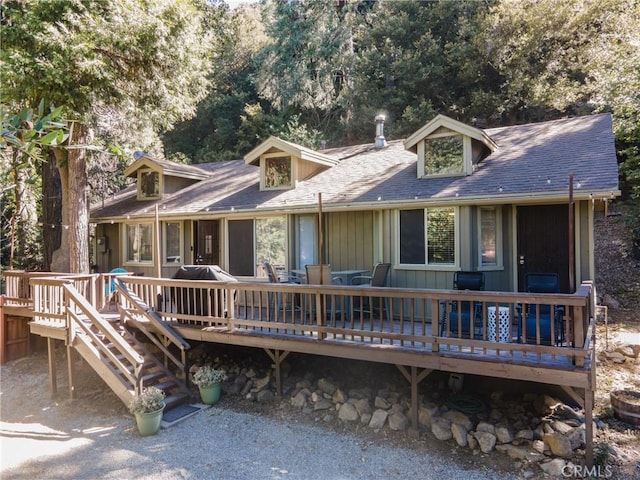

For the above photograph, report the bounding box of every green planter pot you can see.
[199,383,221,405]
[134,403,165,436]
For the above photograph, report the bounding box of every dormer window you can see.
[405,115,497,179]
[263,154,293,190]
[138,169,161,199]
[424,134,464,176]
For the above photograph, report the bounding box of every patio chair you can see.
[519,272,565,345]
[263,260,299,316]
[351,263,391,318]
[440,271,484,339]
[304,264,342,321]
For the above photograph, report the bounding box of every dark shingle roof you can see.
[91,113,619,220]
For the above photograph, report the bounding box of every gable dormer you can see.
[124,153,210,200]
[244,136,339,191]
[404,115,497,178]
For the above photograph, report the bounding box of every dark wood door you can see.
[517,205,570,293]
[195,220,220,265]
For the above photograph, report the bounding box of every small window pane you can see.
[126,224,153,263]
[165,222,181,263]
[424,136,463,175]
[427,208,455,265]
[480,207,497,266]
[140,171,160,197]
[256,216,287,268]
[265,156,291,188]
[400,209,425,264]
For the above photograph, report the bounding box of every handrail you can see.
[115,279,190,378]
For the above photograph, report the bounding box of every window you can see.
[399,207,456,266]
[228,216,287,276]
[424,135,464,176]
[264,156,292,189]
[125,223,153,263]
[139,169,160,199]
[164,222,182,264]
[478,206,502,269]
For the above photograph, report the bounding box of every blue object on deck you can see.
[519,272,565,345]
[106,267,128,296]
[440,271,485,339]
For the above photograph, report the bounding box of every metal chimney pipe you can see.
[374,114,387,148]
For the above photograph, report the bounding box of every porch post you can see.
[47,337,57,395]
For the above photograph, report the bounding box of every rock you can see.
[532,439,546,454]
[338,402,359,422]
[256,389,274,403]
[332,388,347,404]
[467,433,478,450]
[388,412,409,431]
[360,412,372,425]
[431,417,453,441]
[543,433,573,458]
[443,410,473,431]
[533,394,560,416]
[475,421,495,434]
[369,409,388,430]
[472,431,497,453]
[253,375,271,392]
[489,408,504,422]
[347,387,371,400]
[291,391,307,409]
[539,458,567,476]
[451,423,468,447]
[418,403,439,427]
[495,425,514,444]
[601,293,620,309]
[522,470,536,479]
[245,368,256,378]
[604,351,627,363]
[374,396,390,409]
[515,428,534,440]
[567,428,584,450]
[495,444,528,460]
[353,398,372,417]
[317,378,338,396]
[313,398,333,411]
[615,345,637,358]
[553,403,583,420]
[552,420,574,435]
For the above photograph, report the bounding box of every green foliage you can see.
[191,365,227,387]
[128,386,165,414]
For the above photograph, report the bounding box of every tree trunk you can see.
[42,151,62,271]
[50,123,90,274]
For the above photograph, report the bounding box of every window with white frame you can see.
[164,221,182,264]
[478,206,502,269]
[399,207,457,266]
[125,223,153,263]
[139,169,160,199]
[228,216,287,276]
[263,155,292,189]
[424,134,464,176]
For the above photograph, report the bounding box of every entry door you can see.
[195,220,220,265]
[517,205,570,292]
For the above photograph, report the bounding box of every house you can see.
[90,113,620,294]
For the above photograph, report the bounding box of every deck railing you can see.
[2,270,594,368]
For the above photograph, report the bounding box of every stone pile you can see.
[194,348,597,475]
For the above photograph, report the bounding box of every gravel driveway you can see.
[0,352,516,480]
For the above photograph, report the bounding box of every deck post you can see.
[264,349,291,396]
[0,295,6,364]
[584,384,594,468]
[396,365,433,438]
[67,344,76,399]
[47,337,57,395]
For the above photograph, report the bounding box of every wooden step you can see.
[164,392,192,411]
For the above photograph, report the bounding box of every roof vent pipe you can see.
[374,114,387,149]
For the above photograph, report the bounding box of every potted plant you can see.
[129,386,166,436]
[192,365,227,405]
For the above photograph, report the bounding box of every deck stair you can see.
[62,283,192,413]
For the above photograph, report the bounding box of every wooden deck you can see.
[0,270,597,465]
